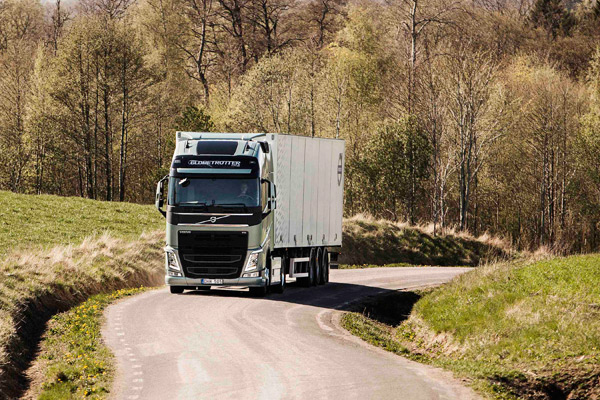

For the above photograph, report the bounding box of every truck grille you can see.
[178,231,248,279]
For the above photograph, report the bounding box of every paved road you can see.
[103,267,480,400]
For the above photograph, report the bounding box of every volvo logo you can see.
[197,215,231,224]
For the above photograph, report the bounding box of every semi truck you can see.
[155,132,345,296]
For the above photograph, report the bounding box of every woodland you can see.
[1,0,600,252]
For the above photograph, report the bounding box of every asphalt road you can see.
[103,267,481,400]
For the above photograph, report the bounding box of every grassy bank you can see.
[0,191,163,256]
[0,232,165,399]
[24,288,150,400]
[341,215,511,266]
[0,191,165,399]
[342,255,600,399]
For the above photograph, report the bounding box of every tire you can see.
[320,248,328,285]
[170,286,184,294]
[309,247,318,286]
[273,256,286,294]
[316,248,324,285]
[249,286,267,297]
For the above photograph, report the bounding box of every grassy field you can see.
[0,191,163,255]
[342,255,600,399]
[341,215,511,266]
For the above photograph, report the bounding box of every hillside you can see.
[341,216,511,266]
[0,191,163,256]
[343,254,600,399]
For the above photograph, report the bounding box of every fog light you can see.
[243,271,259,278]
[168,271,182,277]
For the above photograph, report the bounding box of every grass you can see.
[341,215,512,266]
[341,254,600,400]
[0,191,163,256]
[0,232,165,399]
[25,287,151,400]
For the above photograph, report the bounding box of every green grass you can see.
[341,255,600,400]
[35,288,151,400]
[0,191,163,256]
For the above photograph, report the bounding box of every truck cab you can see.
[156,132,276,295]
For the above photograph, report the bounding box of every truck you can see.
[155,132,345,296]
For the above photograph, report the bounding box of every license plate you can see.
[201,279,223,284]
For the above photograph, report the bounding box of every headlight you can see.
[244,252,260,272]
[165,251,181,271]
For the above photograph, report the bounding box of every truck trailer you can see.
[155,132,345,296]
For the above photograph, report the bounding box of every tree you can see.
[175,105,216,131]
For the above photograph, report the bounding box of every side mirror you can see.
[155,175,168,217]
[259,141,269,154]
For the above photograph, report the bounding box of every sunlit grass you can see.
[37,288,151,400]
[342,254,600,399]
[0,191,163,256]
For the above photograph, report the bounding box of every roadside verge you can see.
[0,232,164,399]
[341,255,600,400]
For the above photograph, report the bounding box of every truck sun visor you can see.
[171,155,259,176]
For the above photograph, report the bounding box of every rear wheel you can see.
[320,248,328,285]
[170,286,184,294]
[309,247,318,286]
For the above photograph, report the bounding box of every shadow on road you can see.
[179,281,421,325]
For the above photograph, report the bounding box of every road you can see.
[103,267,480,400]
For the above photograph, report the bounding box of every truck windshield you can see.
[169,177,259,207]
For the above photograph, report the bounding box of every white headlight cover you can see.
[244,252,260,272]
[166,251,181,271]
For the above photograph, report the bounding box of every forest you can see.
[0,0,599,252]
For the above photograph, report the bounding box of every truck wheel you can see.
[249,286,267,297]
[273,256,286,294]
[316,248,324,285]
[320,248,328,285]
[170,286,184,294]
[309,247,318,286]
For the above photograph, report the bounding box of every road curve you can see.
[103,267,480,400]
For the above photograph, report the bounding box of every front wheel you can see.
[249,285,267,297]
[170,286,184,294]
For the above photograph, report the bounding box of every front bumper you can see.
[165,275,267,288]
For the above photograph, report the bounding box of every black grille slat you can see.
[178,231,248,279]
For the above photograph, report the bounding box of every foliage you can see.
[175,106,215,132]
[0,0,599,251]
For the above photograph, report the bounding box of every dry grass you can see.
[341,214,514,266]
[0,231,165,399]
